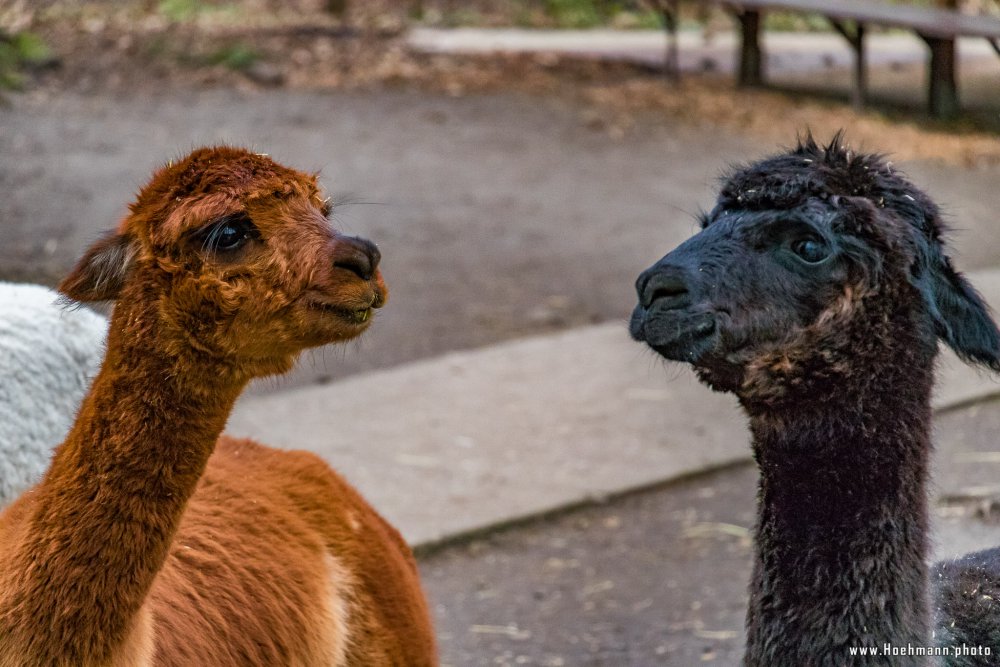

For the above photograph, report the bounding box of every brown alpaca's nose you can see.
[333,235,381,281]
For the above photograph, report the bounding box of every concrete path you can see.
[408,27,1000,75]
[227,269,1000,548]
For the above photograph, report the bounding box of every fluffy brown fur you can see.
[0,147,436,666]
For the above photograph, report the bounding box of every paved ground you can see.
[421,399,1000,667]
[421,463,754,667]
[3,88,1000,394]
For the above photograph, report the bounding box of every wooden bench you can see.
[659,0,1000,118]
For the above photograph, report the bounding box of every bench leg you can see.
[922,35,959,119]
[738,10,763,87]
[830,19,867,111]
[854,25,867,111]
[658,0,681,81]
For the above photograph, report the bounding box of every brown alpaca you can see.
[0,147,437,666]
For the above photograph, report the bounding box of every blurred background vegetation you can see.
[0,0,993,87]
[1,0,998,149]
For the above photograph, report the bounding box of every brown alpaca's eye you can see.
[791,238,830,264]
[202,215,256,253]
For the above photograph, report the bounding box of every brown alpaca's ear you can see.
[59,230,139,302]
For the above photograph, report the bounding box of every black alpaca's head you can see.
[630,134,1000,402]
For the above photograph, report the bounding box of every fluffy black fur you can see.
[630,134,1000,666]
[935,551,1000,667]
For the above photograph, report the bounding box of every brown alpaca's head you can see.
[59,146,386,377]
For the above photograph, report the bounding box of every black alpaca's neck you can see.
[742,356,935,667]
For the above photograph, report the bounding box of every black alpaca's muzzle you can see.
[630,262,718,362]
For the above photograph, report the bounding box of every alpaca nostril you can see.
[636,271,651,301]
[333,254,371,281]
[641,270,691,309]
[651,284,688,302]
[360,238,381,272]
[333,236,380,281]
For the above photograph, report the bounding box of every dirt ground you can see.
[3,86,1000,393]
[421,463,754,667]
[0,86,758,390]
[4,6,1000,397]
[12,0,1000,159]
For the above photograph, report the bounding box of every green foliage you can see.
[421,1,677,30]
[616,10,667,30]
[438,9,487,27]
[205,43,259,71]
[764,11,831,32]
[543,0,607,28]
[0,31,52,90]
[158,0,202,22]
[542,0,660,28]
[10,32,50,63]
[157,0,238,24]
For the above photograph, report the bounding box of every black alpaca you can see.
[630,135,1000,666]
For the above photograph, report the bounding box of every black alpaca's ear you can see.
[921,252,1000,371]
[59,230,139,303]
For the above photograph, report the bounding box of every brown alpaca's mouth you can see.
[306,299,375,325]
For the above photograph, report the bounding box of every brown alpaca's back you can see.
[0,437,436,667]
[149,437,435,666]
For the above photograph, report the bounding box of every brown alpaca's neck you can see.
[0,298,246,665]
[742,360,934,667]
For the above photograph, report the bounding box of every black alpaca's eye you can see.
[791,238,830,264]
[203,215,256,253]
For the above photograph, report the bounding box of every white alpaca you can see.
[0,282,106,506]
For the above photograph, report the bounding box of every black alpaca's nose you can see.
[638,266,690,310]
[333,235,381,281]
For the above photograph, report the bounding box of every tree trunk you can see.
[326,0,348,17]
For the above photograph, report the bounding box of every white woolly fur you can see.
[0,282,106,507]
